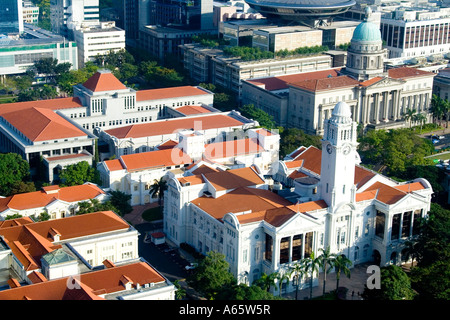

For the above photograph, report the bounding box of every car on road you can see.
[185,263,197,270]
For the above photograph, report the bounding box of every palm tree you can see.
[276,269,291,297]
[318,246,337,296]
[334,254,352,291]
[254,272,279,292]
[431,94,445,125]
[404,108,417,129]
[289,260,307,300]
[413,112,427,133]
[403,240,419,267]
[304,252,321,299]
[149,177,168,210]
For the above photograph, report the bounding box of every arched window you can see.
[390,252,397,265]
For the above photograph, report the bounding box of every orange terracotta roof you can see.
[105,114,245,139]
[136,86,209,101]
[248,69,341,91]
[354,165,376,189]
[82,71,127,92]
[285,159,303,169]
[287,199,328,213]
[176,105,212,115]
[237,206,296,227]
[157,139,179,150]
[104,159,125,172]
[388,67,435,80]
[394,182,425,193]
[190,164,220,175]
[45,153,92,162]
[0,184,105,212]
[191,187,293,221]
[1,107,86,142]
[292,146,322,175]
[203,166,265,191]
[289,75,359,92]
[0,261,165,300]
[0,217,34,229]
[120,148,192,171]
[288,170,308,180]
[360,76,384,87]
[288,146,307,159]
[364,181,407,205]
[204,138,264,160]
[355,190,377,202]
[178,175,205,186]
[0,97,83,116]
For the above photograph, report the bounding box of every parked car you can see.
[185,263,198,270]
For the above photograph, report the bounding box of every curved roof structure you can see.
[351,7,381,43]
[244,0,356,21]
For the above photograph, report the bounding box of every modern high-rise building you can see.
[50,0,100,40]
[0,0,24,35]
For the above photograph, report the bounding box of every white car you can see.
[185,263,197,270]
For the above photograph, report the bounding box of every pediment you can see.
[365,77,404,89]
[277,211,324,233]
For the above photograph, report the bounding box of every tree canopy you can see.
[240,104,276,129]
[58,161,101,187]
[0,153,31,196]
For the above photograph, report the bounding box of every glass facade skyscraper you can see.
[0,0,23,34]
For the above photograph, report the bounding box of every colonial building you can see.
[0,70,214,181]
[242,7,436,134]
[0,211,175,300]
[0,183,107,220]
[163,100,432,295]
[98,127,280,206]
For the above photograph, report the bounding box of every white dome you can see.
[331,101,352,123]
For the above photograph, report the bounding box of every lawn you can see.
[142,206,163,222]
[426,152,450,162]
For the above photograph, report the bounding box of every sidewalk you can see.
[123,202,160,225]
[282,263,370,300]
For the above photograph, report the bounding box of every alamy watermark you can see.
[366,265,381,289]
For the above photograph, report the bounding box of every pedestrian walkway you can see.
[123,202,160,225]
[282,263,371,300]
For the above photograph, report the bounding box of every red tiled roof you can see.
[1,107,86,142]
[289,75,359,92]
[191,187,293,221]
[204,138,264,160]
[135,86,209,101]
[364,181,407,205]
[394,181,425,193]
[82,71,127,92]
[292,146,322,175]
[176,105,212,115]
[120,148,192,171]
[0,184,105,212]
[105,114,245,139]
[0,97,83,115]
[104,159,125,172]
[388,67,435,80]
[247,69,341,91]
[360,76,384,87]
[0,261,165,300]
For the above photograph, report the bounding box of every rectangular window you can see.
[375,210,385,239]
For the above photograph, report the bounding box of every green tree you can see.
[362,265,416,300]
[149,177,168,210]
[0,153,31,196]
[289,259,307,300]
[5,213,23,220]
[304,252,321,299]
[216,283,282,300]
[37,211,51,222]
[410,259,450,300]
[58,161,101,187]
[279,127,322,158]
[240,104,276,129]
[431,94,445,125]
[187,251,236,300]
[404,108,417,129]
[253,272,279,292]
[76,198,117,215]
[173,280,186,300]
[318,246,336,296]
[334,254,352,291]
[108,190,132,216]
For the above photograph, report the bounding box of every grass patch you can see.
[427,152,450,161]
[142,206,163,222]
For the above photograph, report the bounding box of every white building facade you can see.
[163,100,433,295]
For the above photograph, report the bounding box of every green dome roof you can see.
[352,20,382,42]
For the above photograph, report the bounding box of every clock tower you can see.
[320,101,358,207]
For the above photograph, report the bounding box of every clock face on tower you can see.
[326,143,333,154]
[342,144,351,155]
